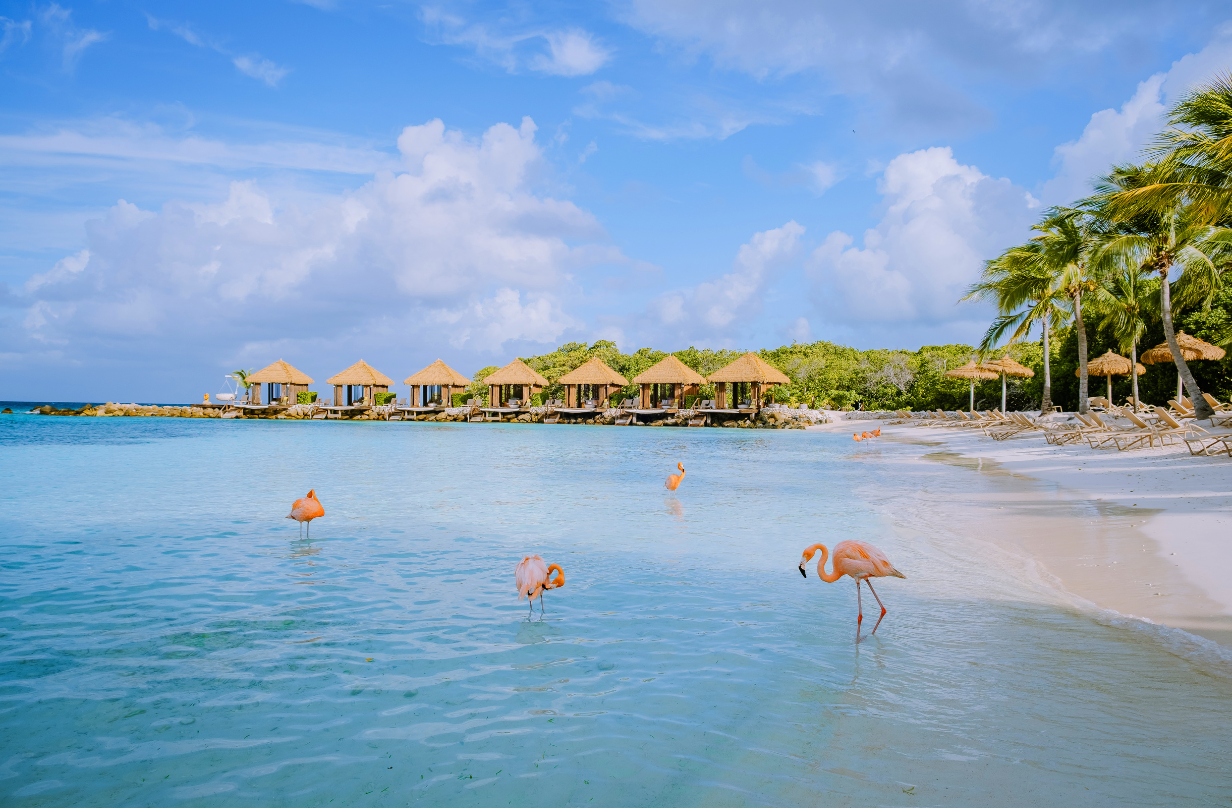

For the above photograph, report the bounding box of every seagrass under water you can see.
[1,415,1229,806]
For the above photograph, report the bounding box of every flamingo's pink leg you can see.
[855,579,864,642]
[865,579,888,635]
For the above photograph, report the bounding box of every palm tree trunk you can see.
[1160,267,1213,419]
[1040,311,1052,413]
[1130,342,1140,411]
[1075,291,1089,414]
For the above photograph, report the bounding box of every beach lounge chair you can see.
[1167,399,1196,419]
[1122,408,1188,449]
[1180,416,1230,456]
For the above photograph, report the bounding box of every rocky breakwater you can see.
[34,403,224,418]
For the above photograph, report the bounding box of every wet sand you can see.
[810,417,1232,650]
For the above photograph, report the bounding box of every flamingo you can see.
[852,432,862,442]
[872,428,881,437]
[798,541,906,641]
[665,462,686,491]
[515,555,565,616]
[286,489,324,538]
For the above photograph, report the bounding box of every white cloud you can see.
[39,3,106,72]
[809,147,1035,328]
[784,316,812,343]
[10,117,617,373]
[642,221,804,342]
[148,15,290,88]
[800,160,839,194]
[530,29,610,76]
[0,17,32,53]
[618,0,1196,132]
[232,55,290,87]
[1040,31,1232,205]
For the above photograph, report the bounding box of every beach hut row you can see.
[227,352,791,420]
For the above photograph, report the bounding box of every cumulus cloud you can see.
[641,221,804,343]
[808,147,1036,329]
[530,29,610,76]
[1040,31,1232,205]
[6,117,618,390]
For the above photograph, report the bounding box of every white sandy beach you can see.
[810,416,1232,650]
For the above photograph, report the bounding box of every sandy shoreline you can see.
[809,417,1232,650]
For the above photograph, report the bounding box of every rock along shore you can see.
[23,402,862,429]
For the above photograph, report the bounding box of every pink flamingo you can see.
[515,555,565,616]
[286,489,324,538]
[665,462,686,491]
[799,541,906,641]
[852,432,863,442]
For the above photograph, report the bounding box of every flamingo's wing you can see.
[515,555,548,599]
[848,540,905,578]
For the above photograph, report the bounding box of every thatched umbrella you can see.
[706,352,791,409]
[944,361,999,412]
[1074,350,1144,403]
[981,356,1035,412]
[1140,331,1226,402]
[558,357,629,408]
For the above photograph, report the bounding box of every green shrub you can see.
[374,392,397,406]
[529,392,545,407]
[297,391,318,405]
[452,392,468,407]
[684,394,698,408]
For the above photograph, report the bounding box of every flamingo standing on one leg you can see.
[798,541,906,642]
[872,428,881,437]
[286,489,325,538]
[665,462,686,491]
[515,555,565,617]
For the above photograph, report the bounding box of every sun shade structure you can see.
[706,352,791,409]
[1075,350,1145,402]
[980,356,1035,413]
[558,357,629,408]
[246,360,314,406]
[326,360,394,407]
[404,359,471,408]
[944,360,999,412]
[1141,332,1226,401]
[484,359,550,408]
[631,355,706,409]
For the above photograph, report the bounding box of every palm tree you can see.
[1091,165,1232,420]
[1104,74,1232,225]
[1034,210,1104,414]
[964,240,1068,412]
[1090,264,1157,409]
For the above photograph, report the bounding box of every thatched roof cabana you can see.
[326,360,394,407]
[404,359,471,408]
[944,361,998,411]
[631,355,706,410]
[558,358,629,408]
[246,360,314,406]
[484,359,550,408]
[706,352,790,409]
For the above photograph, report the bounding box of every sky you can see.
[2,0,1232,401]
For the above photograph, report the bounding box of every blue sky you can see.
[2,0,1231,400]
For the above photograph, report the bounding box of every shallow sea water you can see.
[1,415,1230,807]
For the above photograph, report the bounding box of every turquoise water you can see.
[2,415,1230,807]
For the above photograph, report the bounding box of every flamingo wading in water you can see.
[286,490,324,538]
[799,541,905,641]
[665,462,686,491]
[515,555,565,616]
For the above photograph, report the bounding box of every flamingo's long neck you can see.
[803,543,843,583]
[546,564,565,589]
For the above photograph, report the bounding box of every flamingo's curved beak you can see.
[798,563,807,578]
